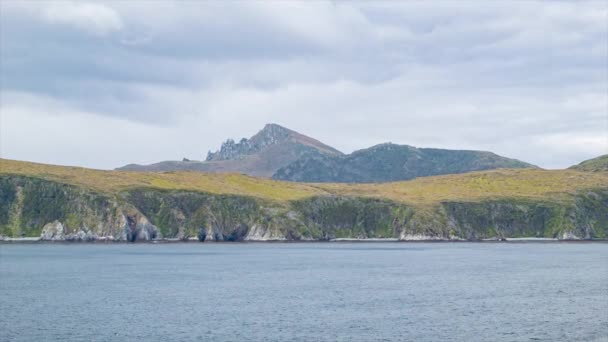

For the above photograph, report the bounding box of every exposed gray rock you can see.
[561,231,582,240]
[64,230,98,241]
[244,224,286,241]
[40,221,100,241]
[125,216,161,241]
[207,124,300,161]
[40,221,65,240]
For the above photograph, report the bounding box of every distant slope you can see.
[273,143,536,183]
[117,124,343,177]
[2,158,607,241]
[569,155,608,172]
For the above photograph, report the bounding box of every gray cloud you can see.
[0,0,606,169]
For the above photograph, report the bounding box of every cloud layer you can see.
[1,1,606,169]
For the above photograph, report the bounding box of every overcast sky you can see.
[1,1,606,170]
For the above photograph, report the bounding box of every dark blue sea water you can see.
[1,243,607,342]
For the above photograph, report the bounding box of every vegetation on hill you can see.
[274,143,536,183]
[2,159,603,204]
[1,158,607,241]
[569,155,608,172]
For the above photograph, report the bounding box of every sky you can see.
[0,1,606,170]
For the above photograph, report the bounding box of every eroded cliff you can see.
[1,175,606,241]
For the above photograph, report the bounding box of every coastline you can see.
[1,237,607,244]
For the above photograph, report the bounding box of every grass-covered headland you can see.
[1,158,607,241]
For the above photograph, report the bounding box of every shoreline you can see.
[1,238,607,244]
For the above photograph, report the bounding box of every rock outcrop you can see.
[40,221,65,240]
[40,220,99,241]
[206,123,315,161]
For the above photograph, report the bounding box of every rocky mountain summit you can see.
[117,123,342,177]
[206,123,341,161]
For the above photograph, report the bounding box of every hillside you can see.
[117,124,342,177]
[274,143,535,182]
[2,158,607,241]
[569,155,608,172]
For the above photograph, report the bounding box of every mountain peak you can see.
[206,123,341,161]
[250,123,295,146]
[262,123,290,132]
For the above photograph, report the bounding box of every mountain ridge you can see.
[117,123,536,182]
[273,142,536,183]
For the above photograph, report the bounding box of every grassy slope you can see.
[2,158,607,207]
[569,155,608,172]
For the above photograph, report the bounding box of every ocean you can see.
[1,242,606,341]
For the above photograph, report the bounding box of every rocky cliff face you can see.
[441,193,608,240]
[1,176,606,241]
[0,176,160,241]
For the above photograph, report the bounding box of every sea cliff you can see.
[1,161,606,241]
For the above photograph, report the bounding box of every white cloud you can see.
[3,1,123,36]
[0,1,606,170]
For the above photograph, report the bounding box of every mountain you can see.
[569,155,608,172]
[205,123,341,161]
[2,158,607,241]
[118,123,535,182]
[117,124,343,177]
[273,143,536,183]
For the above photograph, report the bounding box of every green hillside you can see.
[273,143,535,183]
[1,158,607,241]
[569,155,608,172]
